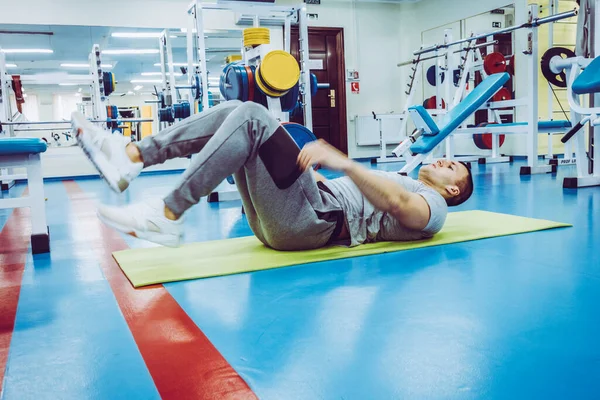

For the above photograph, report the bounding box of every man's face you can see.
[418,159,469,189]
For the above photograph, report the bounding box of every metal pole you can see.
[187,4,196,115]
[195,1,210,111]
[299,6,313,132]
[414,8,577,56]
[527,5,540,171]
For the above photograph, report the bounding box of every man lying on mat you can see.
[71,101,473,250]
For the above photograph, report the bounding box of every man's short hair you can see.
[446,161,474,206]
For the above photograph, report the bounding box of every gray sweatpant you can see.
[136,100,343,251]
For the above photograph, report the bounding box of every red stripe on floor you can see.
[0,190,31,395]
[62,181,257,400]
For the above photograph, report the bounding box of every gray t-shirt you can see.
[323,171,448,247]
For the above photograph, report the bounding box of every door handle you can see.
[328,89,336,108]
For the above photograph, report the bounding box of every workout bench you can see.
[394,72,510,174]
[0,137,50,254]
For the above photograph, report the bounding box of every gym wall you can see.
[1,0,406,160]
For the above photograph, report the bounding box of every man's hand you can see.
[297,140,353,172]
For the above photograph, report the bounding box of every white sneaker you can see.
[97,198,184,247]
[71,111,143,193]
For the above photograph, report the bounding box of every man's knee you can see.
[238,101,270,119]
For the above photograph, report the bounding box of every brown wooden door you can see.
[290,27,348,154]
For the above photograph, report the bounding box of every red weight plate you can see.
[483,52,507,75]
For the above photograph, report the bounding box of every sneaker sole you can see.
[97,210,181,248]
[72,114,130,194]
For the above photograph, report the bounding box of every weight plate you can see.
[223,64,243,100]
[260,50,300,92]
[541,46,576,88]
[280,82,300,112]
[238,66,249,102]
[281,122,317,149]
[483,52,507,75]
[245,66,255,102]
[426,65,445,86]
[255,65,287,97]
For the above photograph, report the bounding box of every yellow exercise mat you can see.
[113,211,570,288]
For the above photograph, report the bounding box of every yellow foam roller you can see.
[260,50,300,92]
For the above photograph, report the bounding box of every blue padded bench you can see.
[409,72,510,154]
[573,56,600,95]
[0,137,50,254]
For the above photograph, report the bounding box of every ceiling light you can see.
[1,49,53,54]
[133,85,143,91]
[58,83,82,86]
[141,72,182,77]
[154,62,200,67]
[61,63,113,69]
[130,79,162,83]
[6,63,17,68]
[111,32,162,38]
[127,91,134,95]
[103,49,159,55]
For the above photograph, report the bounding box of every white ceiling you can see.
[0,24,243,94]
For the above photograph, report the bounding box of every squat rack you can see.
[393,5,578,176]
[186,0,314,131]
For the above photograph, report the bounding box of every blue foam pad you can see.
[0,137,47,155]
[573,57,600,95]
[410,73,510,154]
[408,105,439,135]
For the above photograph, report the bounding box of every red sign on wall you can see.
[351,82,360,94]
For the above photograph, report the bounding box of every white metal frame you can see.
[186,1,312,202]
[0,152,49,252]
[554,56,600,187]
[393,5,576,176]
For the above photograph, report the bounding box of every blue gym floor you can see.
[0,160,599,399]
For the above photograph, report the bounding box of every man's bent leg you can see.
[136,100,242,167]
[164,102,343,249]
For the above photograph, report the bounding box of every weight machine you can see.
[185,0,317,203]
[392,5,578,176]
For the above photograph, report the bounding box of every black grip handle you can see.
[561,121,584,144]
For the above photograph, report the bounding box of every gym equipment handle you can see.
[561,121,584,144]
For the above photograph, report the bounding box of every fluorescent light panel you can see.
[133,85,143,91]
[154,62,199,67]
[61,63,113,68]
[1,49,53,54]
[141,72,182,76]
[111,32,162,38]
[103,49,159,55]
[6,63,17,68]
[130,79,162,83]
